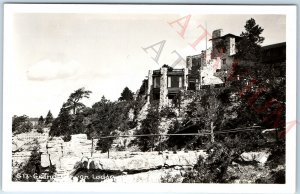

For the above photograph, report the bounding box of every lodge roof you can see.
[209,33,241,41]
[261,42,286,50]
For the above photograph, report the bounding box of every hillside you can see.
[12,86,285,183]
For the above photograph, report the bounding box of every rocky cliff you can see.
[13,130,279,183]
[13,132,208,182]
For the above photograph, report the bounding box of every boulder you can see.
[41,153,50,167]
[71,134,88,142]
[126,156,164,170]
[60,156,81,171]
[12,142,19,152]
[262,129,278,142]
[74,151,206,172]
[48,151,63,168]
[240,151,271,165]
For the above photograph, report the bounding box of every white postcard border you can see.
[2,4,296,193]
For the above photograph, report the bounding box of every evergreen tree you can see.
[119,87,134,101]
[92,97,116,152]
[12,115,33,134]
[38,116,44,126]
[65,87,92,115]
[45,110,54,126]
[237,18,265,61]
[49,103,72,139]
[135,105,160,151]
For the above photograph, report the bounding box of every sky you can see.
[10,13,286,117]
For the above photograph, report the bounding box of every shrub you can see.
[36,126,44,133]
[161,171,182,183]
[12,139,41,182]
[160,107,176,118]
[12,115,33,135]
[135,105,160,151]
[255,169,285,184]
[183,142,235,183]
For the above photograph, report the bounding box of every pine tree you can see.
[38,116,44,126]
[237,18,265,61]
[135,106,160,151]
[119,87,134,101]
[45,110,54,126]
[49,103,72,138]
[65,87,92,115]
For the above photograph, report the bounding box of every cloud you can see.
[27,59,80,81]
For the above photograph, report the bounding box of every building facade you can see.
[145,29,286,108]
[147,66,188,107]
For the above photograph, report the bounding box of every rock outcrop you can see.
[77,151,207,172]
[12,130,278,184]
[12,129,49,173]
[40,134,97,169]
[240,150,271,165]
[262,128,278,142]
[102,169,183,183]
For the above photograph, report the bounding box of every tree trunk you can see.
[91,138,94,157]
[210,121,215,143]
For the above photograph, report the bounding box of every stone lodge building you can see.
[144,29,286,108]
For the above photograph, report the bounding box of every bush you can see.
[12,139,41,182]
[217,130,267,153]
[183,142,235,183]
[12,115,33,135]
[161,171,182,183]
[160,107,176,118]
[166,120,181,148]
[36,126,44,133]
[255,169,285,184]
[265,141,285,169]
[135,105,160,151]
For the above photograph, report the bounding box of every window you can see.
[153,77,160,88]
[171,76,178,87]
[168,76,183,88]
[222,58,226,65]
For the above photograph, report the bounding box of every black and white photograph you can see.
[2,4,296,193]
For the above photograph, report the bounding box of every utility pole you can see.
[205,21,208,51]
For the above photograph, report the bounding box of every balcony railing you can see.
[168,69,184,76]
[168,87,182,94]
[153,70,161,75]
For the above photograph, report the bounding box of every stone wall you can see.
[183,67,188,89]
[159,67,168,108]
[147,70,153,103]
